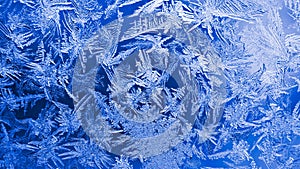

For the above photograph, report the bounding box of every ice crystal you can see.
[0,0,300,168]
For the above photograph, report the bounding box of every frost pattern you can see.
[0,0,300,168]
